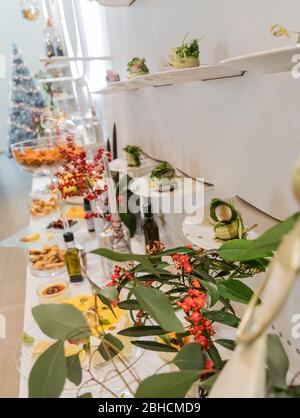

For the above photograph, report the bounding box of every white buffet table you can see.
[18,175,235,398]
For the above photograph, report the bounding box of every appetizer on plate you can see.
[30,196,58,217]
[28,245,66,273]
[46,219,78,231]
[127,57,149,79]
[123,145,142,167]
[169,34,200,69]
[210,198,245,241]
[20,232,40,243]
[149,162,177,192]
[37,280,70,304]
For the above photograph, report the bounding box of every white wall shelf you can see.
[39,76,77,84]
[90,0,135,6]
[93,64,245,95]
[40,56,112,64]
[221,45,300,74]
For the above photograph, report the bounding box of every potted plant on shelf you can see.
[26,211,300,398]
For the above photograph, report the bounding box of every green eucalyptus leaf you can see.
[218,280,257,305]
[118,299,141,311]
[131,340,178,352]
[203,310,240,328]
[119,326,166,337]
[198,373,219,393]
[173,343,204,371]
[159,247,195,256]
[201,281,219,307]
[32,304,90,340]
[207,343,223,370]
[135,371,200,398]
[218,213,300,262]
[29,340,66,398]
[132,284,185,333]
[91,248,159,277]
[66,354,82,386]
[215,339,236,351]
[98,334,124,361]
[267,334,289,391]
[218,240,254,262]
[78,393,93,398]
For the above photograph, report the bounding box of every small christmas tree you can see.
[8,43,46,155]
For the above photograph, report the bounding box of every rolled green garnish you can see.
[210,198,245,241]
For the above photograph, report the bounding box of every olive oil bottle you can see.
[63,232,83,283]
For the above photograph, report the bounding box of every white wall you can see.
[0,0,45,152]
[94,0,300,221]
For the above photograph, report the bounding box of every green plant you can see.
[28,212,300,398]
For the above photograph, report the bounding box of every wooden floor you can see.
[0,154,31,398]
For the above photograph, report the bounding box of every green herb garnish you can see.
[99,319,111,326]
[123,145,142,167]
[176,33,200,60]
[22,332,35,346]
[150,162,175,179]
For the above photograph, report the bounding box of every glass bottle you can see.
[142,205,160,249]
[84,198,95,233]
[63,232,84,283]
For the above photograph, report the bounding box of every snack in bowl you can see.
[13,146,63,168]
[46,219,78,231]
[30,196,58,217]
[149,162,177,192]
[28,245,66,274]
[37,280,70,304]
[169,34,200,69]
[127,57,149,79]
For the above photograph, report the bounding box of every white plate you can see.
[110,158,157,178]
[183,214,258,250]
[130,176,205,199]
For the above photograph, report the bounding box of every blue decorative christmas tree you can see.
[8,43,46,155]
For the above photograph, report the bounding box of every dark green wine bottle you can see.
[142,205,160,250]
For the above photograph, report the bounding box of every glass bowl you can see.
[29,192,59,219]
[11,136,66,172]
[37,279,70,304]
[27,245,67,278]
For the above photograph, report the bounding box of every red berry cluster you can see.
[176,278,215,351]
[106,265,134,287]
[172,253,193,274]
[55,137,111,201]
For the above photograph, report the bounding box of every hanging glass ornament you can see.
[20,0,40,22]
